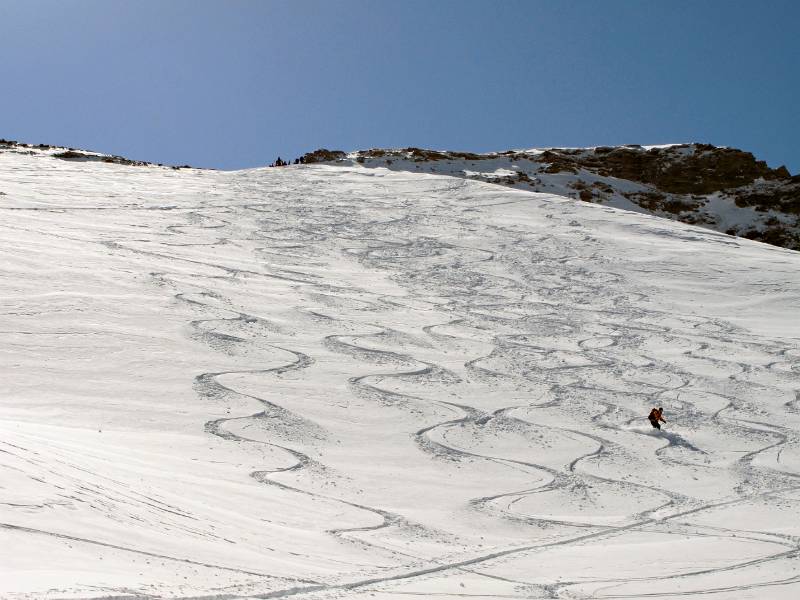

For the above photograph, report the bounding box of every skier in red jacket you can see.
[648,407,666,430]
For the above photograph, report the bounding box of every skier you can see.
[648,407,666,430]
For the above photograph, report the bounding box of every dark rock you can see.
[528,145,790,195]
[774,165,791,179]
[54,150,152,167]
[54,150,91,160]
[302,149,347,164]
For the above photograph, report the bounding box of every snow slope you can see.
[2,145,800,599]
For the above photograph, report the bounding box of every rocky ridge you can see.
[2,138,796,250]
[0,138,194,169]
[305,144,800,250]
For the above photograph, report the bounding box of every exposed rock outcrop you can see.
[0,139,193,169]
[302,148,347,164]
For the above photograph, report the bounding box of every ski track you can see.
[2,155,800,599]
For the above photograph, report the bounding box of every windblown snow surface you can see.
[2,147,800,600]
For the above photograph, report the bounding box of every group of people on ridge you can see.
[269,156,305,167]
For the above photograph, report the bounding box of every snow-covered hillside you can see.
[326,144,800,251]
[2,143,800,599]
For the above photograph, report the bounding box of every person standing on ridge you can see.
[648,407,666,430]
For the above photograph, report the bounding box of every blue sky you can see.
[1,1,797,171]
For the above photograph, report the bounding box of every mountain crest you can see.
[302,143,799,250]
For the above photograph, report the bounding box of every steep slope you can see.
[316,144,800,250]
[2,144,800,599]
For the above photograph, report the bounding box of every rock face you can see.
[344,144,800,251]
[302,148,347,163]
[552,144,788,194]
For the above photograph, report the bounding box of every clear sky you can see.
[1,0,797,172]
